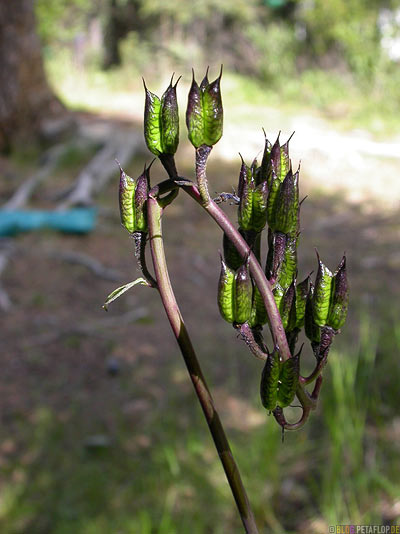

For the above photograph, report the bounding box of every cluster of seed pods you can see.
[116,68,348,431]
[217,134,349,424]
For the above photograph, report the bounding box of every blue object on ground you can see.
[0,208,97,236]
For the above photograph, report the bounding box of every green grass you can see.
[1,312,399,533]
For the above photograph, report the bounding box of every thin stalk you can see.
[147,194,260,534]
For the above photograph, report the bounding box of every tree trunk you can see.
[0,0,65,153]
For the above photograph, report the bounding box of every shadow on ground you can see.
[1,131,400,533]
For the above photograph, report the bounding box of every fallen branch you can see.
[57,131,142,210]
[46,248,123,281]
[2,144,66,211]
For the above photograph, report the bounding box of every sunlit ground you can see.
[47,53,400,212]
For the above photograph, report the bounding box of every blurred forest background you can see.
[1,0,400,533]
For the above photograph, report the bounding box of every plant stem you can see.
[151,174,319,426]
[153,177,292,363]
[147,194,260,534]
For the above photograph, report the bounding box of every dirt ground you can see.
[1,111,400,532]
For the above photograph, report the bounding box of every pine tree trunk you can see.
[0,0,65,152]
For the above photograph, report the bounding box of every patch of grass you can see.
[1,310,399,533]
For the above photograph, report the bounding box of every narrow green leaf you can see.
[103,278,149,311]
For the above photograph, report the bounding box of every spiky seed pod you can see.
[237,157,268,232]
[269,135,282,183]
[144,76,180,156]
[279,139,291,182]
[266,170,280,227]
[260,350,281,411]
[270,169,299,235]
[201,69,223,146]
[294,275,309,329]
[133,166,150,232]
[237,156,247,199]
[186,73,203,149]
[327,256,349,330]
[160,78,180,155]
[265,230,287,282]
[186,67,223,148]
[217,256,235,323]
[277,350,300,408]
[312,254,333,326]
[143,85,162,156]
[305,283,321,343]
[238,163,254,231]
[258,133,272,186]
[119,166,136,234]
[280,281,296,331]
[234,262,253,324]
[278,235,298,289]
[251,180,268,232]
[314,325,336,360]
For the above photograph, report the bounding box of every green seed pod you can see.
[160,77,180,155]
[294,275,309,329]
[133,166,150,232]
[217,256,235,323]
[262,132,293,187]
[201,68,223,147]
[278,235,298,289]
[237,155,247,199]
[258,132,272,186]
[277,350,300,408]
[234,262,253,324]
[186,67,223,148]
[327,255,349,330]
[269,134,282,184]
[266,170,280,228]
[260,350,281,411]
[270,169,299,235]
[186,73,203,149]
[280,281,296,331]
[265,230,287,282]
[143,84,162,156]
[279,138,291,182]
[305,283,321,343]
[143,76,180,156]
[315,325,336,360]
[312,254,333,326]
[119,166,136,234]
[249,283,268,327]
[251,180,268,232]
[238,161,254,231]
[223,232,242,271]
[222,229,255,271]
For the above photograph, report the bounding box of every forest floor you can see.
[0,106,400,534]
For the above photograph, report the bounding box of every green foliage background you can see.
[35,0,400,132]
